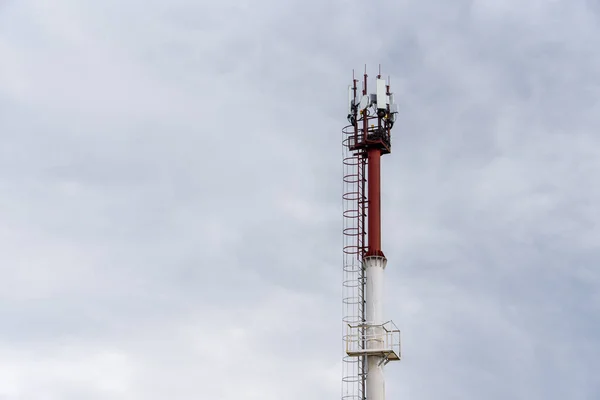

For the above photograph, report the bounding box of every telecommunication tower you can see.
[342,66,401,400]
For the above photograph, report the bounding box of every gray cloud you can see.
[1,0,600,399]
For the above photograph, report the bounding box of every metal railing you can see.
[345,320,401,361]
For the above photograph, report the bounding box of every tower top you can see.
[347,66,398,155]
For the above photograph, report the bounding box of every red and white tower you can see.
[342,66,401,400]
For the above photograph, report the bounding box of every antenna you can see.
[341,66,401,400]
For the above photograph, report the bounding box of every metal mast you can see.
[342,66,401,400]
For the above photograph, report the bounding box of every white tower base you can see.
[365,255,386,400]
[367,356,385,400]
[344,256,401,400]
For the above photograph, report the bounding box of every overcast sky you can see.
[1,0,600,399]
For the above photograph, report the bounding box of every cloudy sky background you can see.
[1,0,600,398]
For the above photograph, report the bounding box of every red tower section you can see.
[345,67,396,259]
